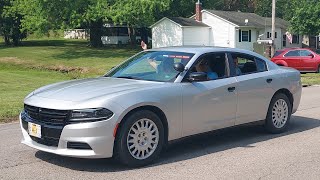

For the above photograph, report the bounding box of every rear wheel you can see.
[115,110,164,167]
[265,93,292,133]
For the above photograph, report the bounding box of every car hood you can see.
[30,77,162,102]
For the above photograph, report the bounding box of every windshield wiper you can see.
[116,76,141,80]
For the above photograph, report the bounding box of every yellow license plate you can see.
[28,122,41,138]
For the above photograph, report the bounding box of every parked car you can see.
[20,47,302,167]
[271,48,320,73]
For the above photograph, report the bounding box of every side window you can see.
[231,53,267,75]
[256,58,267,72]
[284,50,300,57]
[300,50,312,56]
[191,53,228,81]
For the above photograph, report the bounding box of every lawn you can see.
[0,39,140,122]
[301,73,320,86]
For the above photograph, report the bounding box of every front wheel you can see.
[115,110,164,167]
[265,93,292,134]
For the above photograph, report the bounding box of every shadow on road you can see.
[35,115,319,172]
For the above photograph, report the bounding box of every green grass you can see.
[0,64,72,122]
[301,73,320,86]
[0,39,139,122]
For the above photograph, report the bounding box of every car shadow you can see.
[35,115,319,172]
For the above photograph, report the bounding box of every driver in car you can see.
[196,60,218,80]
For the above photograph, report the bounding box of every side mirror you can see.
[188,72,207,82]
[308,54,314,58]
[174,63,185,72]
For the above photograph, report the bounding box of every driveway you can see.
[0,87,319,180]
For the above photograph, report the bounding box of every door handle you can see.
[266,78,273,83]
[227,87,236,92]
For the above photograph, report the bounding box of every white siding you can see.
[258,27,283,50]
[235,27,258,51]
[258,28,302,50]
[152,19,183,48]
[201,11,236,48]
[182,27,210,46]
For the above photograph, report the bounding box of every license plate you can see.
[28,122,41,138]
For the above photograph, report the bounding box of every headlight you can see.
[69,108,113,122]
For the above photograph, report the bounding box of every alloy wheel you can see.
[126,118,159,160]
[271,99,289,128]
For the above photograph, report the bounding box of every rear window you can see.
[273,51,283,57]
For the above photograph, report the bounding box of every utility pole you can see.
[271,0,276,57]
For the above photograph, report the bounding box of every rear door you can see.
[229,52,275,125]
[299,50,317,71]
[283,50,301,70]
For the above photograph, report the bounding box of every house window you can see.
[283,35,286,47]
[242,31,249,41]
[292,35,299,44]
[267,32,277,38]
[239,30,251,42]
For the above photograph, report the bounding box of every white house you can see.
[151,1,302,53]
[150,17,210,48]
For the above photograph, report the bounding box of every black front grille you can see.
[24,104,70,126]
[23,104,71,147]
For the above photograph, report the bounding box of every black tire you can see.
[265,93,292,134]
[317,65,320,73]
[114,110,164,167]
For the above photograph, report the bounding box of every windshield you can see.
[106,51,194,82]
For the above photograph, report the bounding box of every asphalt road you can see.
[0,87,319,180]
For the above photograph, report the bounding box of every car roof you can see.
[147,46,259,55]
[278,47,313,52]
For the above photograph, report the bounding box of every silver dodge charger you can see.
[20,47,301,167]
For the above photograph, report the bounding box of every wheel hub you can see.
[127,118,159,160]
[272,99,289,128]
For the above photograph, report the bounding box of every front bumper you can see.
[20,113,116,159]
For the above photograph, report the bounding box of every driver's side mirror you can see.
[174,63,185,72]
[308,53,314,58]
[187,72,208,82]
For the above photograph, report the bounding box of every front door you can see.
[283,50,301,70]
[181,52,237,137]
[299,50,317,72]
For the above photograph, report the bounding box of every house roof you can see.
[167,17,209,27]
[150,17,209,28]
[204,9,289,29]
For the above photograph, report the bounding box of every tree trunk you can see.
[4,35,11,45]
[127,25,136,46]
[89,19,103,47]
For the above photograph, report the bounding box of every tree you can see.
[17,0,111,47]
[288,0,320,35]
[0,0,26,46]
[110,0,170,45]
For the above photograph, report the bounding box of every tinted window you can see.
[284,50,300,57]
[191,53,228,81]
[300,50,312,56]
[273,50,283,57]
[231,53,267,75]
[256,58,267,72]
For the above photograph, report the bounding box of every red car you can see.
[271,48,320,73]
